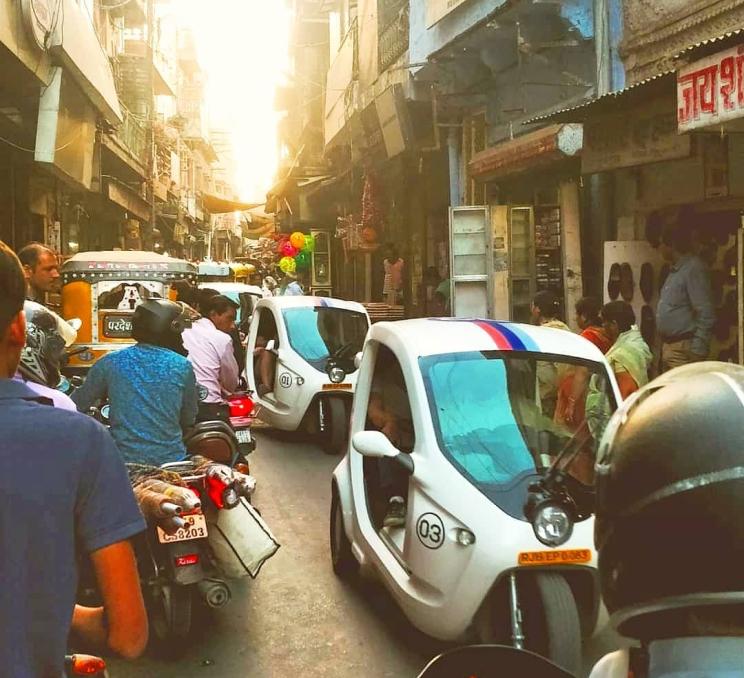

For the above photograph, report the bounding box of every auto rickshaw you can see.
[61,251,197,375]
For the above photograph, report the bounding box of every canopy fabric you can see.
[202,193,263,214]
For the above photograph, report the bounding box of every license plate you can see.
[235,428,252,444]
[322,383,352,391]
[157,514,208,544]
[518,549,591,567]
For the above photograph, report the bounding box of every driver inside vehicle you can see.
[254,310,279,397]
[366,347,414,529]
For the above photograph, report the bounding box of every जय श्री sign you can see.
[678,44,744,132]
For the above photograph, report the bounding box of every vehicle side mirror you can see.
[265,339,277,352]
[354,351,363,370]
[351,431,414,474]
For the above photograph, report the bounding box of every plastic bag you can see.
[207,498,279,579]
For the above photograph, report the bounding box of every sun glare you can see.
[177,1,291,202]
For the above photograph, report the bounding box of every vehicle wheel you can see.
[522,572,582,674]
[149,583,193,656]
[330,487,358,578]
[320,397,347,455]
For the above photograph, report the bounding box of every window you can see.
[420,351,616,490]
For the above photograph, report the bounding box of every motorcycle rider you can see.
[15,301,77,410]
[590,361,744,678]
[0,240,147,675]
[182,294,240,421]
[72,299,199,466]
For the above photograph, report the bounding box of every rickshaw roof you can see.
[259,295,370,318]
[372,318,607,363]
[198,261,231,276]
[198,282,264,296]
[61,251,196,281]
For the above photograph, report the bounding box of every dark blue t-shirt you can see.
[71,344,198,466]
[0,379,145,678]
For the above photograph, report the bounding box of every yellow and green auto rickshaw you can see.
[61,251,197,375]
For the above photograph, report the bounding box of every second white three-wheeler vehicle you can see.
[245,296,370,454]
[330,318,621,673]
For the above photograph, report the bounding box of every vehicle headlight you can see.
[328,366,346,384]
[455,528,476,547]
[533,503,573,547]
[222,486,240,509]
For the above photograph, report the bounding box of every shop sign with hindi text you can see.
[678,44,744,132]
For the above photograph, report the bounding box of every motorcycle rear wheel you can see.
[149,583,193,656]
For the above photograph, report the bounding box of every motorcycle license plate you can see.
[518,549,591,566]
[157,514,208,544]
[235,428,252,444]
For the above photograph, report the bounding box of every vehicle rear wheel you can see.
[330,487,358,578]
[320,397,347,455]
[149,583,193,656]
[522,572,582,674]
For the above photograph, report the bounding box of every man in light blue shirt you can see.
[73,300,199,465]
[656,222,715,372]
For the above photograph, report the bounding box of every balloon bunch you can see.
[276,231,315,274]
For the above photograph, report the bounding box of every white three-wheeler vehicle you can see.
[245,296,370,454]
[330,318,621,673]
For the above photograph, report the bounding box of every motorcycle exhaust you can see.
[197,578,231,608]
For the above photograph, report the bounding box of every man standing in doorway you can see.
[655,222,715,372]
[17,242,60,303]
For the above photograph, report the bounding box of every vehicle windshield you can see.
[420,351,617,491]
[283,307,368,372]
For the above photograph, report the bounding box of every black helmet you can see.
[595,362,744,639]
[131,299,193,355]
[19,301,77,387]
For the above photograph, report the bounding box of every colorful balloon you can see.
[302,233,315,253]
[295,250,310,270]
[280,242,298,258]
[290,231,306,250]
[279,256,296,274]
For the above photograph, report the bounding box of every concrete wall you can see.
[409,0,506,64]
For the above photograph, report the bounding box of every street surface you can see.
[110,429,624,678]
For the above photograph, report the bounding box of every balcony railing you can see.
[119,106,147,160]
[378,5,409,72]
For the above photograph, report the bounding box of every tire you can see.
[522,572,582,674]
[330,487,358,578]
[149,583,193,656]
[320,397,347,455]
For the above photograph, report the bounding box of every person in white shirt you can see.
[280,273,304,296]
[182,294,240,421]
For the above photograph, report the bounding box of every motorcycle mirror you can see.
[417,645,573,678]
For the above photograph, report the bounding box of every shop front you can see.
[459,123,584,326]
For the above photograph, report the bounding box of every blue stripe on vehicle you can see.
[318,298,329,307]
[486,321,540,351]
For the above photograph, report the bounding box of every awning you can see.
[202,193,263,214]
[469,124,583,180]
[524,71,676,125]
[673,29,744,60]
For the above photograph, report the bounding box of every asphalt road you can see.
[109,428,624,678]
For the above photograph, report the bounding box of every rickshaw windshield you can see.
[420,350,617,490]
[283,307,368,372]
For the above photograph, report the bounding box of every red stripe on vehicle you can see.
[472,320,513,350]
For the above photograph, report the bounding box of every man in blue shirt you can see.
[655,222,715,372]
[73,299,199,466]
[0,240,148,676]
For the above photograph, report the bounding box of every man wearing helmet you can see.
[590,361,744,678]
[15,301,78,410]
[72,299,199,466]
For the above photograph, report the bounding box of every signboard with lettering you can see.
[427,0,470,28]
[102,314,133,339]
[582,97,691,174]
[678,44,744,132]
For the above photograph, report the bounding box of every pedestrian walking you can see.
[601,300,653,398]
[382,243,404,306]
